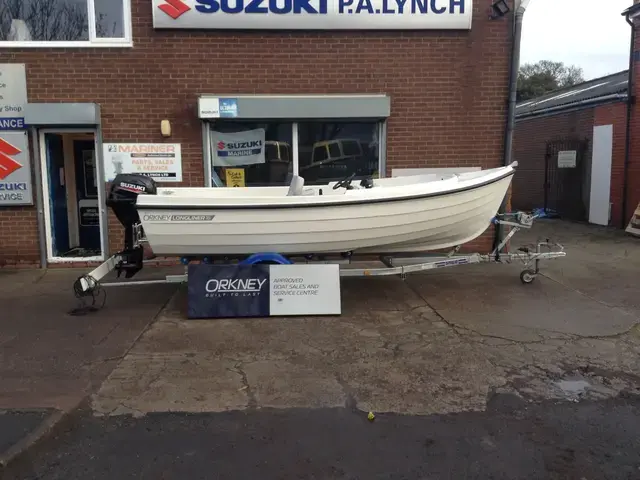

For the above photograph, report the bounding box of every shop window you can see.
[0,0,131,46]
[298,122,379,185]
[210,122,293,187]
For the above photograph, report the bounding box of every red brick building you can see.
[513,71,630,228]
[513,1,640,232]
[0,0,514,268]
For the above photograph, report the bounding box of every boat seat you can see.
[287,175,305,196]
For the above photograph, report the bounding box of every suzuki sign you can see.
[0,131,33,206]
[152,0,472,30]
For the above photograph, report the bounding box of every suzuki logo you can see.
[158,0,191,19]
[0,137,22,180]
[217,141,225,149]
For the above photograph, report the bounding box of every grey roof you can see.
[515,70,629,119]
[622,3,640,17]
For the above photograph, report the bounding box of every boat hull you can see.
[135,174,514,257]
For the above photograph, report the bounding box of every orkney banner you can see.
[187,263,341,319]
[211,128,265,167]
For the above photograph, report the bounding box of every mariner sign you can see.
[103,143,183,182]
[187,263,342,318]
[152,0,472,30]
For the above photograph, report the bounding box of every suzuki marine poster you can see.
[211,128,266,167]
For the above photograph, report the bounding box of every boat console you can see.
[106,174,157,278]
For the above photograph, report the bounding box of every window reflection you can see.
[210,122,293,187]
[94,0,124,38]
[0,0,126,41]
[297,122,379,185]
[0,0,89,41]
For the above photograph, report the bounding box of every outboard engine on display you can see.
[106,174,157,278]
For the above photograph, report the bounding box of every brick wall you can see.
[0,0,512,266]
[594,102,629,228]
[513,109,595,212]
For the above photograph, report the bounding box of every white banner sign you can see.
[269,264,342,316]
[0,64,27,130]
[211,128,266,167]
[152,0,472,30]
[103,143,183,182]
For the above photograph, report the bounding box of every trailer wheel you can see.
[520,269,536,284]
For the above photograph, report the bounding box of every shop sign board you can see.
[0,131,33,206]
[187,263,342,319]
[103,143,183,182]
[557,150,577,169]
[79,199,100,226]
[153,0,472,30]
[199,97,238,119]
[0,64,27,131]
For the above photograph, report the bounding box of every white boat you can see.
[107,163,516,259]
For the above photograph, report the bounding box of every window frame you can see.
[0,0,133,48]
[204,119,386,188]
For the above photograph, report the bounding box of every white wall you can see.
[589,124,613,226]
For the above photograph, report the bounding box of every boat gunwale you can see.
[136,169,515,211]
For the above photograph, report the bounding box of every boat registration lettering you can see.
[142,214,215,222]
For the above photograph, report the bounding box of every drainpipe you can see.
[622,12,636,228]
[495,0,530,259]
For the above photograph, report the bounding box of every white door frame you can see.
[38,128,107,263]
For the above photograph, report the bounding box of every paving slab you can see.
[92,353,247,415]
[406,263,639,340]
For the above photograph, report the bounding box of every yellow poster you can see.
[225,168,245,187]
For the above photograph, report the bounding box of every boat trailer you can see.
[71,211,566,314]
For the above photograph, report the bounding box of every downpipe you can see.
[622,14,635,228]
[495,0,529,260]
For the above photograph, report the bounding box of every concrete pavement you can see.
[0,268,177,469]
[89,219,640,417]
[1,218,639,478]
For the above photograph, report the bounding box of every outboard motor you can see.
[106,174,157,278]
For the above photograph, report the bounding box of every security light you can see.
[490,0,510,19]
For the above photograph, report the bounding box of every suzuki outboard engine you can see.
[106,174,157,278]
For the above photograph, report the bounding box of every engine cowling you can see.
[106,174,158,278]
[106,174,157,232]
